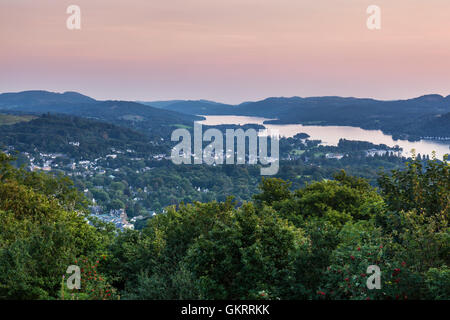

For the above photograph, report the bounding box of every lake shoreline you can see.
[197,115,450,160]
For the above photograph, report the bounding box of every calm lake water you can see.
[197,115,450,160]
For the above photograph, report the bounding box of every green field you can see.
[0,114,37,126]
[171,123,192,129]
[291,149,305,155]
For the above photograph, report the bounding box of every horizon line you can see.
[1,89,449,106]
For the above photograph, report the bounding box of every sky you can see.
[1,0,449,104]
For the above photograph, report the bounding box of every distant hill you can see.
[58,100,202,135]
[138,100,185,108]
[0,90,96,110]
[151,95,450,140]
[2,91,449,140]
[252,95,450,139]
[413,112,450,138]
[139,99,236,115]
[0,114,165,159]
[0,91,202,137]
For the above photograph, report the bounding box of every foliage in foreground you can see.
[0,152,448,299]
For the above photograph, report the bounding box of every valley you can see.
[0,90,447,300]
[0,91,447,230]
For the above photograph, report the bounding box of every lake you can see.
[197,115,450,160]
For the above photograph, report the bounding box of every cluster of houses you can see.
[89,207,135,230]
[4,144,169,178]
[324,149,402,160]
[421,136,450,141]
[1,145,167,230]
[365,149,402,157]
[88,204,156,231]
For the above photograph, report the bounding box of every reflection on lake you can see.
[197,115,450,160]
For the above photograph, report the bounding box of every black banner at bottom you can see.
[2,300,444,319]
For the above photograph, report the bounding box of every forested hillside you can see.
[0,152,448,300]
[0,91,202,138]
[0,114,165,158]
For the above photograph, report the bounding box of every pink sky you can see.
[1,0,449,104]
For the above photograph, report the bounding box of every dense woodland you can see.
[0,114,166,159]
[0,152,448,299]
[72,153,407,219]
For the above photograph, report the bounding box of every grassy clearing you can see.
[171,124,192,129]
[291,149,305,155]
[0,114,37,126]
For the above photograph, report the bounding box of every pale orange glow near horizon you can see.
[1,0,449,104]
